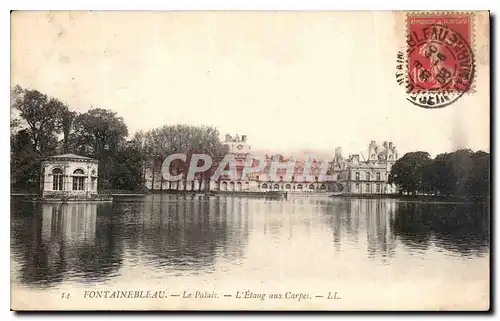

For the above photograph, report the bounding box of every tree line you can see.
[388,150,490,200]
[10,86,227,192]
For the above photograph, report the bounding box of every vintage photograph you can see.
[10,11,490,311]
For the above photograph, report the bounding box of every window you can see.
[376,172,381,181]
[52,168,63,191]
[297,184,303,190]
[285,184,291,189]
[72,169,86,191]
[315,176,319,182]
[376,183,381,193]
[366,183,370,193]
[366,172,371,181]
[355,172,360,181]
[337,174,340,180]
[256,175,260,181]
[355,183,360,190]
[309,184,315,190]
[291,176,295,182]
[320,184,326,190]
[73,177,84,190]
[280,176,283,182]
[274,184,280,189]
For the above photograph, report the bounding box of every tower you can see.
[223,133,251,154]
[368,140,378,162]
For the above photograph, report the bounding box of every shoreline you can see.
[11,191,488,205]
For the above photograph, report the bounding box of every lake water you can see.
[10,195,490,310]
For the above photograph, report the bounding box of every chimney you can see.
[242,135,247,142]
[335,147,342,158]
[225,134,231,141]
[389,142,393,149]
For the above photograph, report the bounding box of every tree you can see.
[143,125,228,191]
[71,108,128,158]
[108,141,146,190]
[71,108,129,189]
[11,86,68,154]
[388,151,431,195]
[11,129,39,190]
[10,86,71,190]
[468,151,490,199]
[60,109,77,153]
[390,150,490,200]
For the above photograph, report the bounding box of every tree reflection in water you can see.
[319,198,489,260]
[120,194,250,272]
[391,202,490,257]
[11,199,122,287]
[11,195,251,287]
[11,196,489,289]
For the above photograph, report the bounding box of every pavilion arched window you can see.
[72,169,86,191]
[52,168,63,191]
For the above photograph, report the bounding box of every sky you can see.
[10,11,490,158]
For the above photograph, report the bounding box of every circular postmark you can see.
[396,23,475,108]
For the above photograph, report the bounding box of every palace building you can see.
[144,135,400,195]
[334,141,399,195]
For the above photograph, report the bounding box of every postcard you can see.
[10,10,490,311]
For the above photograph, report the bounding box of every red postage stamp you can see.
[404,13,475,108]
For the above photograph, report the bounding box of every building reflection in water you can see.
[116,194,250,274]
[318,198,397,259]
[318,198,489,259]
[11,200,122,287]
[41,203,97,246]
[11,196,489,288]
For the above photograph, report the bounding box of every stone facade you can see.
[335,141,399,195]
[144,136,400,195]
[223,134,251,154]
[40,154,110,201]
